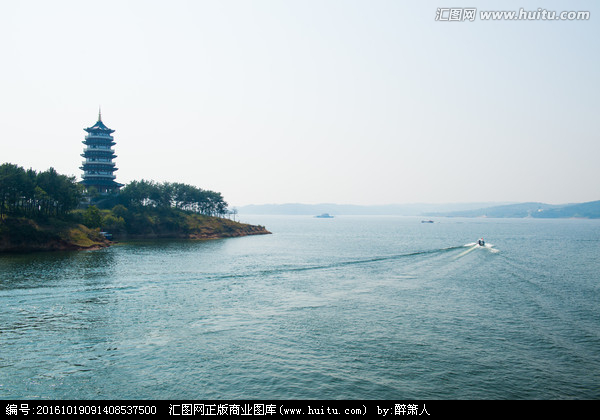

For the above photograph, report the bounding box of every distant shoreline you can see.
[236,200,600,219]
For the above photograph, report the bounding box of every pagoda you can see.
[80,110,123,194]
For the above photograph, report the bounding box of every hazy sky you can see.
[1,0,598,206]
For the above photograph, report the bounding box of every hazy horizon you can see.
[2,1,598,207]
[233,199,594,211]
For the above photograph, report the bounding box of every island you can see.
[0,163,270,253]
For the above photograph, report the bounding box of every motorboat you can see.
[315,213,334,218]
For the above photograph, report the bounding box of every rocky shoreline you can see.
[0,216,271,253]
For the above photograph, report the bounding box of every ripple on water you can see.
[1,217,600,399]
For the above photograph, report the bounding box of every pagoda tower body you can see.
[80,111,123,194]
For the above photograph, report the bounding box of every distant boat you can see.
[421,220,434,223]
[315,213,334,218]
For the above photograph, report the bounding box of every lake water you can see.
[1,215,599,400]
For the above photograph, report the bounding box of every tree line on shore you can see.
[119,179,228,217]
[0,163,230,222]
[0,163,80,219]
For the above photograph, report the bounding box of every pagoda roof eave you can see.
[79,179,123,187]
[84,119,115,133]
[84,127,115,134]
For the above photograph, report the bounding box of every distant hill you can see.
[427,202,556,218]
[427,200,600,219]
[531,200,600,219]
[237,200,600,219]
[237,202,512,216]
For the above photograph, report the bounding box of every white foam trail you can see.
[455,244,478,258]
[453,241,500,259]
[481,243,499,252]
[488,245,499,253]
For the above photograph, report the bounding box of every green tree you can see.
[0,163,27,218]
[111,204,129,219]
[83,205,102,228]
[102,214,125,232]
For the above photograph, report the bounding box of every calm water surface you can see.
[1,216,599,399]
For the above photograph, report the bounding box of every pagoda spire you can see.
[98,106,102,122]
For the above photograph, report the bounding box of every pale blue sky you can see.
[1,1,598,206]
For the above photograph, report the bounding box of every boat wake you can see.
[214,245,481,281]
[455,242,499,259]
[209,243,498,282]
